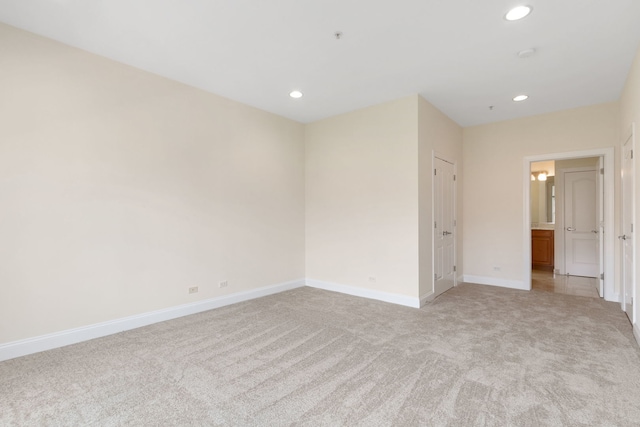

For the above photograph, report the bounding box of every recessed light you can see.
[513,95,529,102]
[289,90,303,99]
[505,5,532,21]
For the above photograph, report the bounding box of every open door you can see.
[564,169,598,278]
[621,128,635,323]
[597,157,604,297]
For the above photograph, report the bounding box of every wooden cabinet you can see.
[532,229,554,271]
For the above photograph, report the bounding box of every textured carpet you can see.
[1,284,640,426]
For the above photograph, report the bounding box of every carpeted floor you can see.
[1,283,640,426]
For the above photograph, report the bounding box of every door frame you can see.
[432,152,457,294]
[523,147,616,301]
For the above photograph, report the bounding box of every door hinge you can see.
[600,168,604,175]
[454,219,457,227]
[600,273,604,280]
[453,174,456,181]
[453,266,457,272]
[632,150,634,159]
[632,224,634,233]
[434,273,437,280]
[434,221,437,229]
[434,169,437,176]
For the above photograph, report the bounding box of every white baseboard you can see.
[420,292,435,307]
[605,292,621,303]
[462,275,528,291]
[634,324,640,347]
[306,279,421,308]
[0,279,305,362]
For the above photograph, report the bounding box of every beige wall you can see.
[463,102,619,287]
[555,157,599,170]
[418,97,463,299]
[305,96,420,298]
[304,95,462,302]
[620,44,640,324]
[0,24,306,344]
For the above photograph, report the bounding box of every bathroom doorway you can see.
[523,148,615,301]
[530,159,601,297]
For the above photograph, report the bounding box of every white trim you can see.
[463,275,528,291]
[0,279,305,362]
[634,323,640,347]
[523,147,616,301]
[305,279,421,308]
[420,292,435,307]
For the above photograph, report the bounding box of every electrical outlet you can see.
[189,286,198,294]
[219,281,228,288]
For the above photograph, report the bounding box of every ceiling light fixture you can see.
[505,5,532,21]
[513,94,529,102]
[289,90,303,99]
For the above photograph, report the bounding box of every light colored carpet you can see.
[1,283,640,426]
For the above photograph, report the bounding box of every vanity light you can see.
[532,171,548,181]
[505,5,532,21]
[513,94,529,102]
[289,90,303,99]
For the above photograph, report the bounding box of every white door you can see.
[564,170,598,277]
[621,130,635,323]
[434,157,455,297]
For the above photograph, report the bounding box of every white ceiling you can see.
[1,0,639,126]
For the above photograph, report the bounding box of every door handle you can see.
[443,231,452,236]
[619,235,628,240]
[591,230,599,234]
[566,227,575,231]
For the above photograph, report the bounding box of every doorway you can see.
[523,148,616,301]
[530,160,601,297]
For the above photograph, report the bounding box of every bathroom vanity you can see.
[532,229,554,271]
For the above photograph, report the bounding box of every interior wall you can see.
[555,157,599,169]
[620,44,640,325]
[418,96,463,300]
[529,180,544,224]
[0,24,306,345]
[305,96,420,299]
[462,102,620,289]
